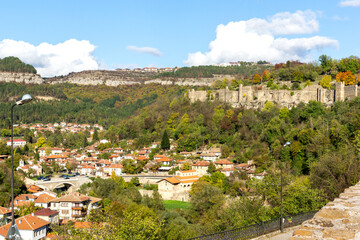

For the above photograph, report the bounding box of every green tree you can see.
[161,130,170,150]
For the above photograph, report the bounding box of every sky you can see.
[0,0,359,77]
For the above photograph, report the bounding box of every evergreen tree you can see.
[161,130,170,150]
[93,128,99,142]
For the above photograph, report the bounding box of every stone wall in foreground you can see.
[291,182,360,239]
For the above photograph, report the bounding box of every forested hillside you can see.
[0,56,37,73]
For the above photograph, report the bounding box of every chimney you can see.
[19,220,22,224]
[32,213,34,216]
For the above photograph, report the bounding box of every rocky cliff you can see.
[46,70,216,86]
[0,72,43,84]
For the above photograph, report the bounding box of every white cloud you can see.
[185,10,338,66]
[126,45,162,56]
[0,39,98,77]
[340,0,360,6]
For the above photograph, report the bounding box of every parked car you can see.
[43,178,51,181]
[37,176,44,180]
[63,176,70,179]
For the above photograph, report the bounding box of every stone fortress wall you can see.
[188,82,359,108]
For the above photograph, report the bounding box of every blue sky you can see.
[0,0,359,77]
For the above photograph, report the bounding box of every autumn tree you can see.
[253,74,261,84]
[336,71,356,85]
[319,75,332,89]
[262,70,271,81]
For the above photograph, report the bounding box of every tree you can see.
[337,56,360,74]
[207,162,216,174]
[262,70,271,81]
[319,75,332,89]
[92,128,99,142]
[161,130,170,150]
[36,137,46,148]
[319,55,334,74]
[336,71,356,85]
[253,74,261,84]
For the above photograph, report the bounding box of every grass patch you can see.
[163,200,190,210]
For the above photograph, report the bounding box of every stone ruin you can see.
[188,82,359,109]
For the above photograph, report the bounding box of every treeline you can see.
[158,64,273,79]
[0,82,67,101]
[0,56,37,74]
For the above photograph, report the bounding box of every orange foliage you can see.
[262,70,271,81]
[336,71,356,85]
[253,74,261,84]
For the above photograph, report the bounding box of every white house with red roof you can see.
[6,139,26,147]
[157,175,199,201]
[81,166,95,175]
[49,192,101,220]
[103,164,123,176]
[0,214,50,240]
[192,161,210,176]
[33,208,59,224]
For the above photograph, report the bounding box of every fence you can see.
[187,211,317,240]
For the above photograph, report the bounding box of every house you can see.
[0,207,11,222]
[13,194,37,209]
[156,157,173,166]
[254,171,267,180]
[214,159,233,169]
[6,139,26,147]
[199,153,218,162]
[81,166,95,175]
[209,147,222,157]
[175,170,197,177]
[17,164,42,176]
[33,208,59,224]
[157,175,200,201]
[38,147,63,157]
[49,192,102,220]
[0,214,50,240]
[192,161,210,176]
[103,164,123,176]
[34,193,56,208]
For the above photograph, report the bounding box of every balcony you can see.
[72,206,83,211]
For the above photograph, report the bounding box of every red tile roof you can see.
[34,208,58,217]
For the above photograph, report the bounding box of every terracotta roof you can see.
[46,154,68,159]
[156,157,172,162]
[109,164,123,169]
[27,185,44,193]
[215,159,233,165]
[15,194,37,201]
[163,177,180,184]
[0,214,50,235]
[192,161,210,166]
[51,192,102,204]
[34,193,56,203]
[0,207,10,215]
[160,175,200,185]
[34,208,58,217]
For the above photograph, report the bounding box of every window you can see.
[62,210,69,214]
[61,202,68,207]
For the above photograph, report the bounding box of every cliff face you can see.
[47,70,216,86]
[0,72,43,84]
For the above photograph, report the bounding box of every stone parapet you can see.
[291,182,360,239]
